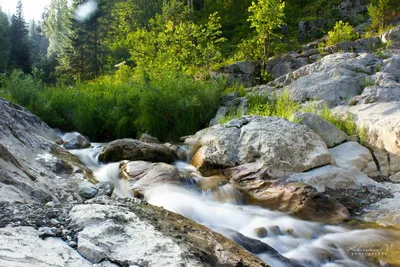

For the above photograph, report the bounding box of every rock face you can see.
[211,61,262,87]
[187,116,332,174]
[0,98,91,204]
[98,138,179,163]
[292,112,347,147]
[381,26,400,48]
[119,161,180,196]
[62,132,90,149]
[69,198,267,266]
[224,162,350,224]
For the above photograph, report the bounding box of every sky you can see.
[0,0,51,21]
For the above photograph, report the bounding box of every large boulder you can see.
[69,199,267,266]
[292,112,347,147]
[98,138,179,163]
[186,116,333,174]
[224,162,350,224]
[119,161,180,196]
[62,132,90,149]
[0,98,91,204]
[333,103,400,179]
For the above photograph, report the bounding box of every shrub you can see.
[326,21,358,46]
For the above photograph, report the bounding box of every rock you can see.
[298,19,335,41]
[78,181,98,199]
[96,182,114,197]
[38,226,56,238]
[119,161,180,195]
[69,200,267,266]
[288,165,357,191]
[98,139,179,164]
[139,133,160,144]
[381,26,400,48]
[271,53,382,106]
[62,132,90,149]
[211,61,262,87]
[187,116,333,174]
[292,112,347,147]
[337,0,366,19]
[0,98,91,204]
[255,227,268,238]
[197,174,228,191]
[266,54,308,79]
[225,163,350,223]
[0,227,91,267]
[333,103,400,176]
[330,142,376,172]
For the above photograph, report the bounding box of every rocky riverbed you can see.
[2,26,400,267]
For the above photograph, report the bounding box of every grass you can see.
[0,69,226,142]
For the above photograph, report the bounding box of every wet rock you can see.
[78,181,98,199]
[292,112,347,147]
[69,200,267,266]
[139,133,160,144]
[119,161,180,195]
[96,182,114,197]
[197,174,228,191]
[255,227,268,238]
[225,163,350,224]
[62,132,90,149]
[187,116,332,174]
[99,138,179,164]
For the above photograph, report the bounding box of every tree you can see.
[9,0,31,73]
[368,0,391,31]
[248,0,285,63]
[0,7,11,73]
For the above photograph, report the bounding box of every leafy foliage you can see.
[326,21,358,46]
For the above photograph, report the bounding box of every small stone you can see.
[68,241,77,248]
[269,226,282,236]
[50,219,59,226]
[255,227,268,238]
[96,182,114,197]
[79,181,98,199]
[45,201,56,208]
[38,227,56,239]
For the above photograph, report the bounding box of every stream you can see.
[70,144,395,267]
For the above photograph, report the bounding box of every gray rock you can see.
[98,139,179,164]
[139,133,160,144]
[292,112,347,147]
[78,181,98,199]
[333,103,400,176]
[62,132,90,149]
[0,98,91,204]
[0,227,91,267]
[96,182,114,197]
[187,116,332,174]
[381,26,400,48]
[38,227,56,238]
[69,201,266,266]
[337,0,366,19]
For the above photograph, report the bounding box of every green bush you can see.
[326,21,358,46]
[0,69,223,142]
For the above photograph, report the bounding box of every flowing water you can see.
[70,144,395,267]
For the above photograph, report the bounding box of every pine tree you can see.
[9,0,31,73]
[0,7,11,73]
